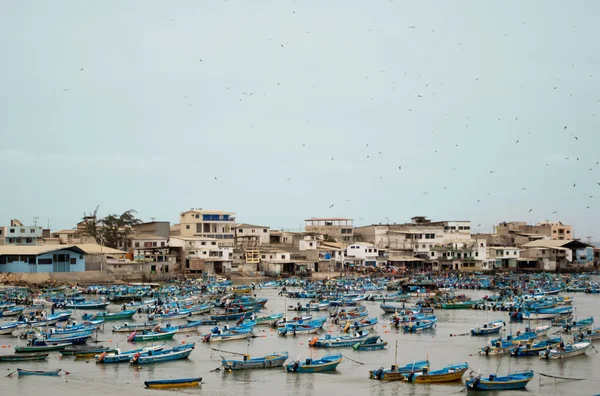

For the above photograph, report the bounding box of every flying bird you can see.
[214,177,217,180]
[79,68,83,71]
[329,204,334,208]
[398,166,402,170]
[529,209,533,212]
[477,224,481,227]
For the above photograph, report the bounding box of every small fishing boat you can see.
[274,316,313,327]
[222,352,288,370]
[61,346,116,358]
[575,328,600,342]
[353,336,387,351]
[82,310,136,321]
[0,321,18,335]
[144,377,202,388]
[471,320,504,336]
[189,304,212,315]
[341,318,378,332]
[0,353,48,362]
[160,320,202,333]
[309,331,369,348]
[403,316,437,332]
[440,301,477,310]
[127,329,177,342]
[0,306,23,317]
[510,338,561,357]
[202,329,252,342]
[369,359,430,380]
[563,317,594,333]
[148,309,192,321]
[539,341,592,359]
[402,362,468,383]
[466,370,534,390]
[279,319,325,336]
[16,368,62,376]
[286,354,342,373]
[255,313,284,326]
[112,322,157,333]
[96,345,166,363]
[130,343,194,364]
[66,301,108,309]
[522,306,573,320]
[14,340,71,353]
[380,303,417,314]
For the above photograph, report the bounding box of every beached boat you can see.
[112,322,158,333]
[0,353,48,362]
[82,310,136,321]
[127,329,176,342]
[403,362,468,383]
[130,343,194,364]
[466,370,534,390]
[16,368,62,376]
[510,337,562,357]
[471,320,504,336]
[286,354,342,373]
[539,341,592,359]
[96,345,166,363]
[144,377,202,388]
[222,352,288,370]
[370,360,430,380]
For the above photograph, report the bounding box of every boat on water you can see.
[522,306,573,320]
[144,377,202,389]
[202,328,252,342]
[148,309,192,321]
[127,329,176,342]
[222,352,288,370]
[341,318,378,332]
[402,362,469,383]
[255,313,284,326]
[130,343,195,364]
[380,303,417,314]
[274,316,313,327]
[539,341,592,359]
[563,317,594,333]
[286,354,342,373]
[403,317,437,332]
[471,320,504,336]
[61,346,117,358]
[440,301,477,310]
[82,310,136,321]
[466,370,534,391]
[369,360,430,380]
[112,322,157,333]
[575,327,600,342]
[66,301,109,309]
[0,353,48,362]
[16,368,62,376]
[96,345,166,363]
[510,337,562,357]
[160,320,203,333]
[353,336,387,351]
[309,331,369,348]
[14,339,71,353]
[0,321,18,335]
[279,319,325,336]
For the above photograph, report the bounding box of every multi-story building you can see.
[131,221,171,239]
[179,209,235,240]
[344,242,380,266]
[2,220,43,246]
[304,218,353,242]
[496,221,573,241]
[235,224,270,245]
[170,236,233,274]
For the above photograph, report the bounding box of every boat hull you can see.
[145,377,202,388]
[222,353,288,370]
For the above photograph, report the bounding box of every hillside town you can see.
[0,210,598,279]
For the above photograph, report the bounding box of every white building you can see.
[2,220,43,246]
[235,223,270,245]
[345,242,379,266]
[170,236,233,274]
[179,209,235,240]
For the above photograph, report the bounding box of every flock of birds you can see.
[55,9,599,235]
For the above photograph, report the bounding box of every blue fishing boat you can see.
[82,310,136,321]
[309,331,369,348]
[286,354,342,373]
[539,341,592,359]
[144,377,202,389]
[96,345,166,363]
[353,336,387,351]
[130,343,194,364]
[403,316,437,332]
[222,352,288,370]
[403,362,469,383]
[16,368,62,376]
[471,320,504,336]
[160,320,202,333]
[279,318,325,336]
[0,306,23,317]
[148,309,191,321]
[510,337,561,357]
[202,328,253,342]
[0,321,18,335]
[66,300,109,309]
[112,322,157,333]
[563,317,594,333]
[466,370,534,390]
[341,317,378,332]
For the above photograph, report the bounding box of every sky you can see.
[1,1,599,240]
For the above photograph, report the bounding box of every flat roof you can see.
[181,210,235,215]
[305,218,353,221]
[236,223,270,229]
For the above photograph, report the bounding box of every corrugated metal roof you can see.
[0,245,86,256]
[235,223,270,229]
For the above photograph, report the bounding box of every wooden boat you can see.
[380,303,417,314]
[539,341,592,359]
[0,306,23,317]
[202,329,252,342]
[471,320,504,336]
[341,318,378,332]
[286,354,342,373]
[130,343,194,364]
[128,329,176,342]
[309,331,369,348]
[43,332,92,345]
[575,328,600,342]
[112,322,157,333]
[255,313,284,326]
[522,306,573,320]
[353,336,387,351]
[222,352,288,370]
[370,360,430,381]
[82,310,136,321]
[466,370,534,390]
[14,340,71,353]
[563,317,594,333]
[0,353,48,362]
[144,377,202,388]
[17,368,62,376]
[160,320,202,333]
[0,321,18,335]
[440,301,476,310]
[148,309,192,321]
[189,304,212,316]
[403,362,468,383]
[66,301,109,309]
[510,338,561,357]
[96,345,166,363]
[403,317,437,332]
[275,316,313,327]
[62,346,117,358]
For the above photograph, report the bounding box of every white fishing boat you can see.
[538,341,591,359]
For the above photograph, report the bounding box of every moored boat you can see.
[539,341,591,359]
[130,343,194,364]
[466,370,534,390]
[96,345,166,363]
[222,352,288,370]
[16,368,62,376]
[128,329,176,342]
[402,362,468,383]
[510,337,562,357]
[286,354,342,373]
[82,310,136,321]
[471,320,504,336]
[144,377,202,388]
[369,360,430,380]
[112,322,158,333]
[0,353,48,362]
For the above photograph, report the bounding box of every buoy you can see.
[108,340,113,342]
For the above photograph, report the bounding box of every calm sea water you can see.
[1,288,599,396]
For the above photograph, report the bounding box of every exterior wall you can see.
[179,210,235,239]
[0,227,5,245]
[305,218,353,242]
[299,239,318,251]
[345,243,378,263]
[496,221,573,241]
[236,226,270,245]
[3,225,43,245]
[132,222,171,239]
[0,249,86,273]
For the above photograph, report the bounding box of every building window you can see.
[211,242,216,246]
[135,242,140,247]
[252,229,255,233]
[263,229,267,233]
[567,230,571,234]
[239,229,243,233]
[30,229,35,233]
[431,252,435,257]
[196,214,199,219]
[20,229,25,233]
[475,252,479,257]
[262,255,266,259]
[161,242,165,247]
[309,242,313,247]
[186,225,190,229]
[9,229,14,233]
[70,258,77,264]
[38,258,52,265]
[25,238,32,243]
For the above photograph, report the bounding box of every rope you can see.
[538,372,585,381]
[341,354,365,365]
[198,344,246,356]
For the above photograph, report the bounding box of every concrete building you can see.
[131,221,171,239]
[304,218,353,242]
[487,246,520,269]
[496,221,573,241]
[345,242,379,266]
[235,224,270,245]
[520,239,593,271]
[170,236,233,274]
[179,209,235,240]
[0,245,86,273]
[2,220,43,246]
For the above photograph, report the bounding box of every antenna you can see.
[33,217,39,227]
[150,217,156,222]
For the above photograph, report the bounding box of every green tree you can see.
[79,206,141,249]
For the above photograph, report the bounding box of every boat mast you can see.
[394,340,398,367]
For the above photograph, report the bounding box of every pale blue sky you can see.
[1,1,599,239]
